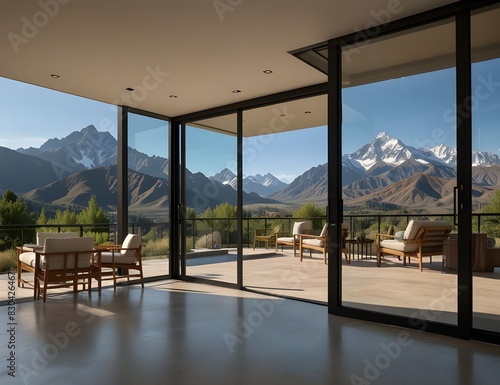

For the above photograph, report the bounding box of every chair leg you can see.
[43,280,48,302]
[17,260,22,288]
[33,277,38,300]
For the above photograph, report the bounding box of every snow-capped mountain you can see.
[346,132,500,171]
[211,168,237,186]
[16,125,168,179]
[422,143,457,164]
[471,151,500,167]
[347,132,445,171]
[210,168,288,196]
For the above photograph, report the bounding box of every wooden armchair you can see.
[94,234,144,290]
[376,220,451,271]
[17,231,79,289]
[253,225,281,250]
[275,221,312,257]
[34,236,97,301]
[299,223,350,265]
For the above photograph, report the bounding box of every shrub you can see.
[142,237,170,259]
[0,249,17,273]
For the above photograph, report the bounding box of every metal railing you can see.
[1,212,499,251]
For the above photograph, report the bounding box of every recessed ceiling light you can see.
[263,69,273,74]
[126,87,135,91]
[232,89,241,93]
[169,95,178,99]
[50,74,60,78]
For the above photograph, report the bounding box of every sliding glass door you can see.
[242,95,327,302]
[182,114,238,285]
[471,4,500,334]
[340,19,458,325]
[127,112,170,278]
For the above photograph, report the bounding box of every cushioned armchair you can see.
[34,236,97,302]
[17,231,79,289]
[299,223,350,265]
[376,220,451,271]
[275,221,312,257]
[94,234,144,290]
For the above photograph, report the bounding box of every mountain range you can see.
[6,125,279,215]
[4,127,500,215]
[210,168,288,196]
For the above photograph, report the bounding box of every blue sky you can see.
[1,57,499,183]
[0,78,117,150]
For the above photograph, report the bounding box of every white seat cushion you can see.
[380,239,419,253]
[98,251,136,264]
[277,237,295,243]
[19,252,36,267]
[303,239,324,247]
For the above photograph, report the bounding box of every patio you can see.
[5,247,499,333]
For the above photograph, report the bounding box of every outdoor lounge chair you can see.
[94,234,144,290]
[253,225,281,250]
[33,236,97,301]
[299,223,350,264]
[275,221,312,257]
[17,231,79,289]
[376,220,451,271]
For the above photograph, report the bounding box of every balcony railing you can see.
[1,212,499,253]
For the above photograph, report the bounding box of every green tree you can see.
[49,209,78,226]
[0,190,35,249]
[37,207,48,225]
[201,203,243,246]
[293,202,325,231]
[77,195,109,223]
[185,207,196,219]
[77,195,109,233]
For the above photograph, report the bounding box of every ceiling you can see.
[0,0,458,121]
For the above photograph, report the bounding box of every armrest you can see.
[94,244,121,251]
[299,234,325,241]
[376,233,397,239]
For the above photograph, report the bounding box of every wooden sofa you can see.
[376,220,451,271]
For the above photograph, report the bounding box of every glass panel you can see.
[127,112,170,278]
[184,114,237,284]
[242,95,327,302]
[0,77,117,300]
[471,5,500,333]
[341,20,457,324]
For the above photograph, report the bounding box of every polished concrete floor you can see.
[1,280,500,385]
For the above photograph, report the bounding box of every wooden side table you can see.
[345,239,374,261]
